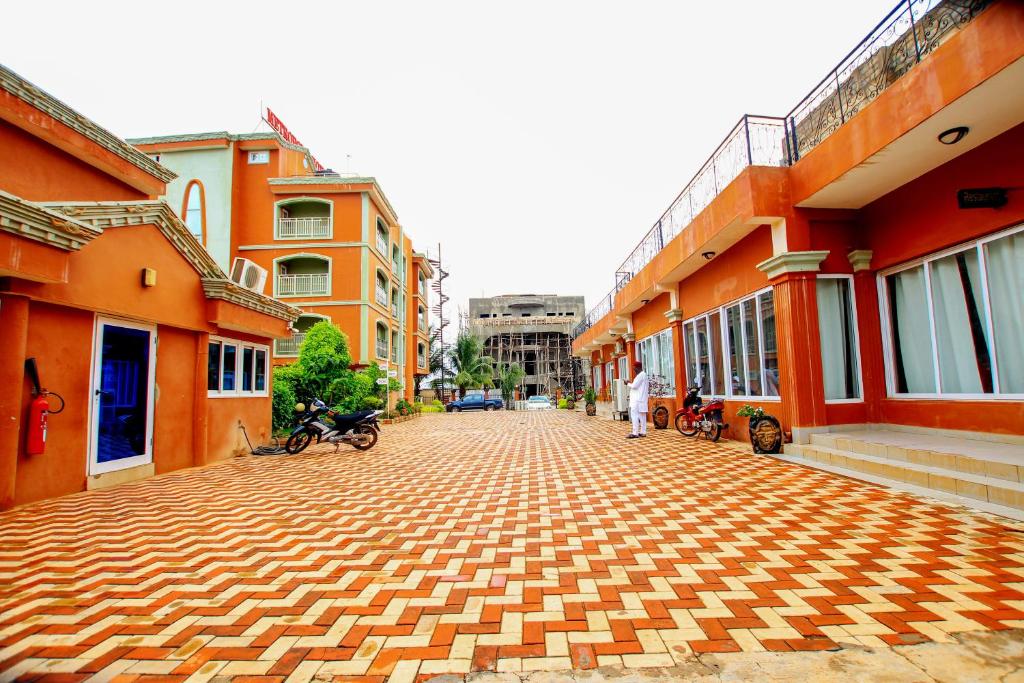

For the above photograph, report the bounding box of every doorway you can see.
[90,319,156,475]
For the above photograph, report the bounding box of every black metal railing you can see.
[574,0,989,344]
[786,0,989,161]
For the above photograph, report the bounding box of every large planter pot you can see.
[585,402,597,416]
[651,399,671,430]
[749,415,782,454]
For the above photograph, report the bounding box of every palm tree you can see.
[448,331,493,398]
[498,362,525,409]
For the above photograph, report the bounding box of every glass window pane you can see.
[726,305,746,396]
[985,232,1024,393]
[816,279,860,400]
[222,344,237,391]
[659,330,674,391]
[255,350,267,392]
[695,317,711,394]
[887,266,936,393]
[758,293,779,397]
[207,342,221,391]
[743,299,762,396]
[242,347,254,392]
[684,322,696,388]
[710,311,725,396]
[930,249,992,394]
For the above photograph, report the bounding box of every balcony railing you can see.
[275,217,331,240]
[392,302,400,318]
[274,333,306,357]
[376,341,388,359]
[277,273,329,297]
[786,0,990,161]
[376,286,388,307]
[575,0,989,342]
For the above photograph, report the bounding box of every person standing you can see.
[627,361,648,439]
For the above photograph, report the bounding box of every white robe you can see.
[628,370,649,412]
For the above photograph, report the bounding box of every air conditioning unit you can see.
[612,378,630,414]
[229,257,268,293]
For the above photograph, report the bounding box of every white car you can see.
[526,395,554,410]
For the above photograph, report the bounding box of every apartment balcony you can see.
[392,303,400,318]
[275,216,331,240]
[376,340,388,359]
[277,272,329,297]
[375,285,388,308]
[274,333,306,357]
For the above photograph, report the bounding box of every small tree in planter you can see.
[583,386,598,416]
[565,393,575,410]
[737,404,782,454]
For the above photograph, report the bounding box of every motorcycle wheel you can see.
[706,421,723,442]
[285,430,313,454]
[652,405,669,430]
[352,425,378,451]
[675,412,699,437]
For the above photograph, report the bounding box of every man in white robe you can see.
[627,361,648,439]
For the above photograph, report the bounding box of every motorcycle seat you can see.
[329,409,376,428]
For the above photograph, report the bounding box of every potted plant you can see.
[737,404,782,454]
[565,395,575,410]
[583,387,598,416]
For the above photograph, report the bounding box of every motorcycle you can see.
[286,399,382,454]
[674,384,727,442]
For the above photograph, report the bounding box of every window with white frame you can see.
[208,338,269,396]
[637,329,675,392]
[418,342,426,368]
[391,328,399,362]
[881,225,1024,397]
[376,322,388,359]
[683,288,779,399]
[376,219,389,254]
[617,355,628,382]
[605,361,614,389]
[593,365,602,392]
[817,276,861,401]
[375,271,388,307]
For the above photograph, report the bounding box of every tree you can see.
[296,321,353,400]
[498,362,525,408]
[448,331,493,399]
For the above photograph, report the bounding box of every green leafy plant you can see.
[583,386,597,405]
[449,332,494,398]
[396,399,413,415]
[736,404,766,420]
[498,362,525,408]
[271,373,297,431]
[557,398,568,409]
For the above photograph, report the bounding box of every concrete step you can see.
[808,430,1024,483]
[782,442,1024,519]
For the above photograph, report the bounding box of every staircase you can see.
[779,429,1024,520]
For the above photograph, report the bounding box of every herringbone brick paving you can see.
[2,412,1024,682]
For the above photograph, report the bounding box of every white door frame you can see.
[89,316,157,476]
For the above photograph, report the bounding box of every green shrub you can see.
[421,405,444,413]
[271,376,297,431]
[362,395,383,410]
[557,398,568,409]
[431,399,444,408]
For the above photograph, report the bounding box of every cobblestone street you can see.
[2,412,1024,682]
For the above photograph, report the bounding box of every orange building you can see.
[574,3,1024,458]
[129,130,433,403]
[0,65,299,508]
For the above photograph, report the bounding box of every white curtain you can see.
[986,232,1024,393]
[889,266,936,393]
[930,250,988,394]
[817,279,852,400]
[684,322,696,388]
[658,330,675,391]
[743,300,763,395]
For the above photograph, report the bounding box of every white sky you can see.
[5,0,895,341]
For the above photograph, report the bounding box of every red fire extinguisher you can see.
[24,358,64,456]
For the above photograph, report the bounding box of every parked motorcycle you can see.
[286,399,382,454]
[674,384,727,442]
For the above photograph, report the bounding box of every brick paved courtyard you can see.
[2,411,1024,682]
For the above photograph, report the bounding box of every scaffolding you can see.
[473,317,584,398]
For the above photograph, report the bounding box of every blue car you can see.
[446,394,503,412]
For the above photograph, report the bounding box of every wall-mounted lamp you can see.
[938,126,969,145]
[702,251,716,260]
[641,299,650,305]
[141,268,157,287]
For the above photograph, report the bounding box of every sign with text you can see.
[387,370,398,378]
[265,108,325,172]
[957,187,1007,209]
[375,378,389,386]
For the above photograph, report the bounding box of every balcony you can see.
[392,302,400,318]
[277,272,329,297]
[574,0,992,341]
[376,340,388,359]
[275,216,331,240]
[376,285,388,307]
[274,333,306,357]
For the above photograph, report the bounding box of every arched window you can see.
[392,244,401,271]
[182,180,206,244]
[375,270,389,307]
[376,219,389,254]
[418,305,426,330]
[417,343,426,368]
[376,322,388,359]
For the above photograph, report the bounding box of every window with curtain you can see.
[376,220,389,254]
[817,277,861,400]
[637,329,675,392]
[883,225,1024,397]
[183,182,204,242]
[376,323,388,359]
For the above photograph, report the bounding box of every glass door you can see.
[90,318,157,475]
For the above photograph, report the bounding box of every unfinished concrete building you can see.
[468,295,586,398]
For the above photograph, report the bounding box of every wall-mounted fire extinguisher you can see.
[25,358,64,456]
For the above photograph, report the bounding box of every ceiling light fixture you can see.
[938,126,969,145]
[702,251,716,260]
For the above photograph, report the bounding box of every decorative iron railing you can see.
[375,286,388,307]
[786,0,989,161]
[277,272,329,296]
[275,216,331,239]
[575,0,989,343]
[274,333,306,357]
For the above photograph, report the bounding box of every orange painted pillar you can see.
[0,294,30,509]
[849,250,885,423]
[623,333,636,373]
[193,333,210,466]
[666,310,686,398]
[770,272,826,437]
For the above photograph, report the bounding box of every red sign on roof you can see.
[265,108,324,173]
